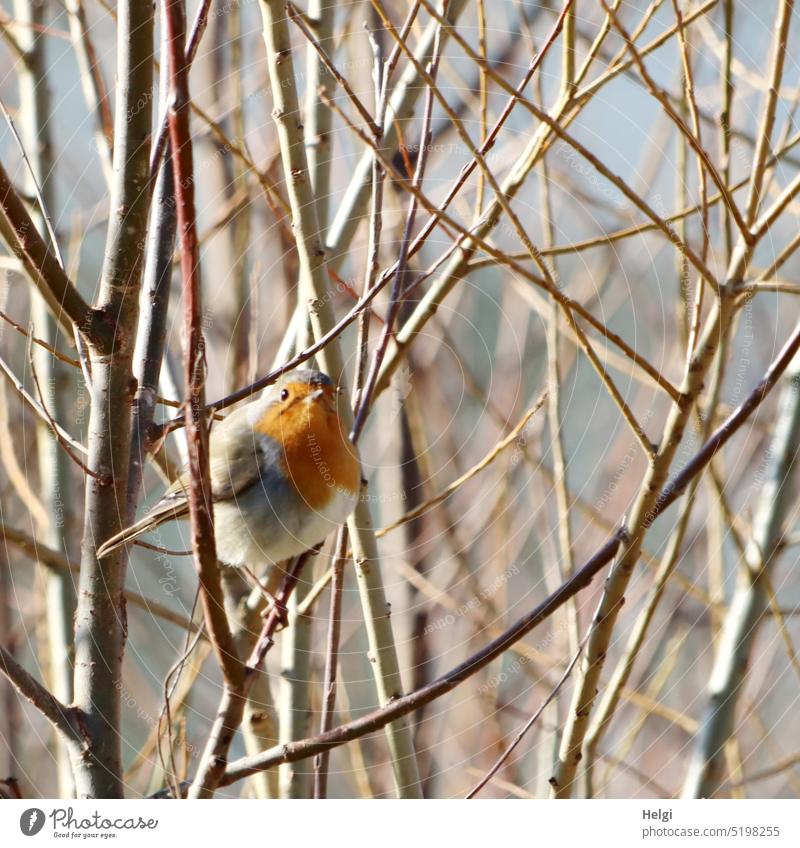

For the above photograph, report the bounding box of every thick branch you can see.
[72,0,154,799]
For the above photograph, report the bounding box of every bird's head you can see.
[250,369,340,440]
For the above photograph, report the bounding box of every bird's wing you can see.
[96,404,276,558]
[196,405,276,501]
[208,429,271,502]
[95,493,190,558]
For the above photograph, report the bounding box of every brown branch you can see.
[0,161,109,346]
[163,0,245,799]
[149,0,213,179]
[165,0,240,688]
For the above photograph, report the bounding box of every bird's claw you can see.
[261,595,289,630]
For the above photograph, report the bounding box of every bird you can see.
[97,369,361,597]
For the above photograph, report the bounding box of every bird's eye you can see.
[280,388,290,401]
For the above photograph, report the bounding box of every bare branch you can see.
[0,647,79,744]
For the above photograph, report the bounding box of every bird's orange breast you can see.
[256,401,360,509]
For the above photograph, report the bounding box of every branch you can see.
[163,0,246,799]
[0,161,108,346]
[324,0,469,263]
[72,0,154,799]
[683,349,800,797]
[313,527,349,798]
[0,646,80,744]
[126,0,177,546]
[257,0,422,796]
[148,0,213,180]
[742,0,795,225]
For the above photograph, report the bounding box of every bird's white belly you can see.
[213,484,359,569]
[296,485,360,553]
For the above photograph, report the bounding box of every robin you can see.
[97,369,361,596]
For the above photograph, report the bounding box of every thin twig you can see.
[467,635,587,798]
[377,395,547,537]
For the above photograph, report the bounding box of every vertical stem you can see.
[742,0,794,226]
[398,388,435,791]
[14,0,77,798]
[349,499,422,796]
[312,526,349,798]
[315,29,386,797]
[676,104,691,348]
[74,0,154,798]
[719,0,734,259]
[562,0,576,99]
[304,0,335,234]
[275,5,337,795]
[474,0,487,217]
[127,15,176,530]
[229,0,252,392]
[682,352,800,797]
[0,534,18,780]
[222,575,280,799]
[257,0,421,796]
[278,587,314,797]
[537,140,579,654]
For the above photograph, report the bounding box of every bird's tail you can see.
[96,497,189,559]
